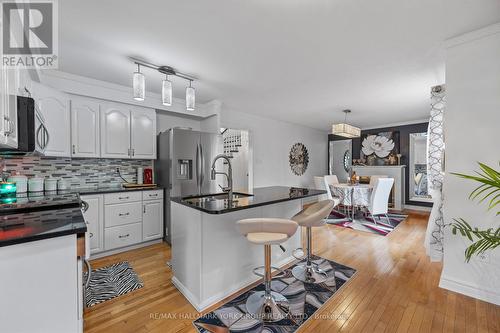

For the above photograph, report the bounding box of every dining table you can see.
[330,183,373,221]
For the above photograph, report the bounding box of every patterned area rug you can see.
[84,261,144,307]
[326,208,407,236]
[193,255,356,332]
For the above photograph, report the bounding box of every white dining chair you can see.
[369,175,388,186]
[313,176,339,221]
[324,175,339,187]
[367,178,395,225]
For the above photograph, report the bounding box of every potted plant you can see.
[451,162,500,262]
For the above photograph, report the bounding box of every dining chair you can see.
[367,178,395,225]
[313,176,339,220]
[369,175,388,186]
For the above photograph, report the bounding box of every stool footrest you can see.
[292,248,306,261]
[252,266,287,279]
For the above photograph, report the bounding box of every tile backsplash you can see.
[0,156,153,188]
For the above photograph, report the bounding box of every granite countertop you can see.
[172,186,326,214]
[70,185,164,195]
[0,207,86,247]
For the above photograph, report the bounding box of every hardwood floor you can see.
[84,211,500,332]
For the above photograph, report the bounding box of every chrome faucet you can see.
[210,154,233,200]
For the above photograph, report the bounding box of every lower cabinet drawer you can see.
[105,202,142,228]
[104,223,142,250]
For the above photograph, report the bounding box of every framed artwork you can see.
[360,131,400,165]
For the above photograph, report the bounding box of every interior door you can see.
[171,128,200,196]
[100,102,131,158]
[71,97,100,157]
[130,107,156,159]
[200,132,223,194]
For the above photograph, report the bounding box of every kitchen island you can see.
[170,186,325,311]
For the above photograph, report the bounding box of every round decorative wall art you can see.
[289,143,309,176]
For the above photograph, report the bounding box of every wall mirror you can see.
[409,132,432,202]
[219,128,253,192]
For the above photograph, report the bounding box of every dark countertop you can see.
[0,185,163,247]
[71,185,164,196]
[0,207,86,247]
[171,186,326,214]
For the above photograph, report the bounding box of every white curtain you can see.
[424,85,445,261]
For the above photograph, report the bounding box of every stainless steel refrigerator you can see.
[156,128,223,244]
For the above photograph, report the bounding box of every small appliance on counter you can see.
[7,173,28,193]
[144,168,153,184]
[0,182,16,197]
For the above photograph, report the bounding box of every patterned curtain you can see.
[424,85,445,261]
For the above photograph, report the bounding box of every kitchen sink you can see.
[182,192,253,205]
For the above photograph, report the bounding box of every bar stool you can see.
[292,200,335,284]
[236,218,298,322]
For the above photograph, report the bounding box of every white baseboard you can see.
[404,204,432,212]
[439,275,500,305]
[172,256,296,312]
[171,276,203,312]
[89,239,162,260]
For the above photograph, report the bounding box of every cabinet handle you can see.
[150,194,158,197]
[4,116,11,136]
[132,149,135,157]
[72,144,76,154]
[118,234,130,239]
[118,196,129,200]
[89,232,94,238]
[143,205,146,213]
[118,212,130,217]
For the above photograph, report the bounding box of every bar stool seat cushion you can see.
[292,200,335,227]
[247,232,288,245]
[237,218,298,244]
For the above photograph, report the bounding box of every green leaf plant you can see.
[450,162,500,262]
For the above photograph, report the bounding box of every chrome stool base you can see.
[292,263,328,284]
[246,290,289,322]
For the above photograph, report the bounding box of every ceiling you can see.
[58,0,500,130]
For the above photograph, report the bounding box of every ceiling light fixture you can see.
[133,64,145,101]
[130,57,197,110]
[162,74,172,106]
[332,110,361,138]
[186,81,195,111]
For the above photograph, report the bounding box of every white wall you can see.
[221,108,328,189]
[156,111,201,134]
[441,23,500,305]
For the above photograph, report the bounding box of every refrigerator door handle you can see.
[199,143,205,188]
[196,143,202,193]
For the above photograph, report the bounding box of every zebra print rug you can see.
[84,261,144,307]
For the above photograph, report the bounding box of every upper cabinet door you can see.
[31,82,71,157]
[100,103,131,158]
[130,107,156,159]
[71,97,100,158]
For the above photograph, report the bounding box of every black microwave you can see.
[0,96,47,155]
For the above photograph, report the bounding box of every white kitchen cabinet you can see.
[0,67,19,149]
[31,82,71,157]
[71,97,100,157]
[131,107,156,159]
[80,195,104,254]
[142,199,163,241]
[100,102,131,158]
